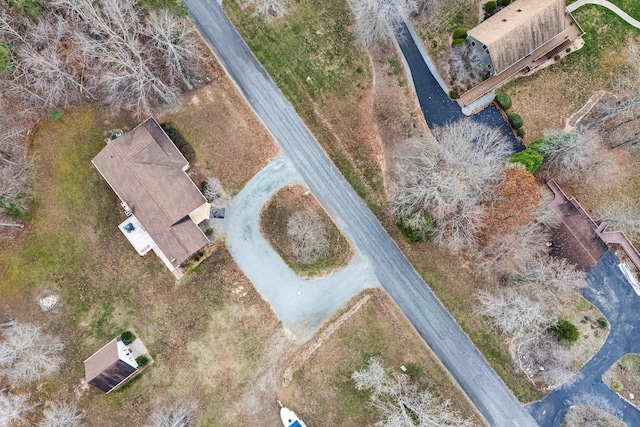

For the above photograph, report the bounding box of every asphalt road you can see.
[527,251,640,426]
[184,1,538,425]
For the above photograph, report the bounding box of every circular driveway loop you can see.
[224,155,380,343]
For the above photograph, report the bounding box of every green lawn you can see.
[609,0,640,20]
[224,0,385,216]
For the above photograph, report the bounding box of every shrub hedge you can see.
[495,92,512,110]
[161,122,196,162]
[136,356,149,367]
[508,113,523,129]
[452,38,466,47]
[397,214,438,243]
[452,27,467,39]
[508,149,544,174]
[121,331,135,345]
[485,1,498,14]
[548,319,580,342]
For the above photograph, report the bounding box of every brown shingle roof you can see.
[92,118,209,268]
[84,339,119,383]
[468,0,566,74]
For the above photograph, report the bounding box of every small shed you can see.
[84,338,139,393]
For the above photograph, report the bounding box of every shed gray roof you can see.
[92,117,209,268]
[468,0,566,74]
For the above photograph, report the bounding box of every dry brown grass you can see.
[260,185,352,277]
[502,5,640,143]
[412,0,482,84]
[277,289,487,426]
[603,353,640,407]
[0,79,282,425]
[158,81,278,194]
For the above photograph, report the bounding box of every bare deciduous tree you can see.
[352,357,474,427]
[480,222,550,276]
[1,0,204,115]
[288,208,330,264]
[143,10,202,90]
[598,198,640,244]
[537,129,601,183]
[507,256,586,302]
[517,335,574,390]
[351,0,420,47]
[477,253,585,389]
[591,39,640,131]
[0,323,64,386]
[146,402,197,427]
[448,42,487,93]
[0,127,31,217]
[534,188,561,228]
[476,287,555,337]
[391,119,512,251]
[0,390,37,426]
[246,0,289,19]
[38,402,84,427]
[563,392,625,427]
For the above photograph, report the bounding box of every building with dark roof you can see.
[84,338,138,393]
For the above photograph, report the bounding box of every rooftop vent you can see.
[502,19,507,22]
[517,8,522,12]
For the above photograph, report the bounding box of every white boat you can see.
[278,401,307,427]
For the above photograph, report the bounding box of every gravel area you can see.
[224,155,380,343]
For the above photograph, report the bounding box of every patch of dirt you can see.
[259,185,353,278]
[603,356,640,407]
[233,329,296,425]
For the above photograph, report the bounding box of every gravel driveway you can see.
[224,155,380,343]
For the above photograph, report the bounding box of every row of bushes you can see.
[121,331,150,366]
[485,0,513,15]
[496,92,524,137]
[160,122,195,162]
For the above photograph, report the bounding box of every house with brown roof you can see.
[84,338,138,393]
[467,0,578,76]
[92,117,210,277]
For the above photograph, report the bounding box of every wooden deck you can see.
[547,180,640,273]
[547,180,608,270]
